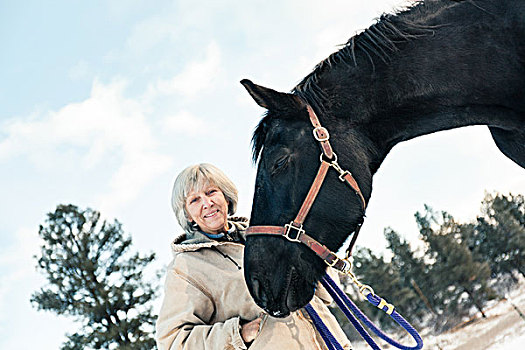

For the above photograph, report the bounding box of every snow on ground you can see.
[488,333,525,350]
[350,281,525,350]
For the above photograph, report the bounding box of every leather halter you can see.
[246,104,367,273]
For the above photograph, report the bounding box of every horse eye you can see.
[272,156,289,172]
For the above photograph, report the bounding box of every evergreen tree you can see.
[416,207,495,323]
[384,229,436,317]
[474,193,525,279]
[31,204,158,350]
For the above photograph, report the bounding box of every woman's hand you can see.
[241,317,262,343]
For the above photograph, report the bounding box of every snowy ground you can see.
[351,282,525,350]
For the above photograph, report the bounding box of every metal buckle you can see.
[283,222,304,242]
[325,256,351,272]
[338,170,352,182]
[341,259,352,274]
[313,127,330,142]
[326,256,339,267]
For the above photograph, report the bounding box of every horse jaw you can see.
[243,235,324,316]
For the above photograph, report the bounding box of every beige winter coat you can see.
[156,218,351,349]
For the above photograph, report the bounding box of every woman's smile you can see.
[203,209,219,218]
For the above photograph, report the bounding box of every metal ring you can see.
[360,285,375,297]
[319,152,337,163]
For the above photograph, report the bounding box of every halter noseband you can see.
[246,104,367,273]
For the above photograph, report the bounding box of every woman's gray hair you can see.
[172,163,238,233]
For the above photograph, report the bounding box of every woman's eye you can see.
[207,189,217,195]
[189,197,198,204]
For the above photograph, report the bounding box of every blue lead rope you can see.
[307,274,423,350]
[304,304,344,350]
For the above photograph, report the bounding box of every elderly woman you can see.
[156,163,351,349]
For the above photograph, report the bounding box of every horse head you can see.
[241,79,371,316]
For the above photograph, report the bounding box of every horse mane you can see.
[252,111,270,163]
[252,0,470,162]
[293,0,452,112]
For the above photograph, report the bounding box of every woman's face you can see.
[185,183,229,234]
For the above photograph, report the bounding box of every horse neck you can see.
[317,0,523,174]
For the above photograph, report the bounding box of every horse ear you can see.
[240,79,304,112]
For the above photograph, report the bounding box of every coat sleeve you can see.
[156,268,247,350]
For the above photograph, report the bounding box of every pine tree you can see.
[31,204,158,350]
[384,229,436,317]
[416,207,495,323]
[475,193,525,279]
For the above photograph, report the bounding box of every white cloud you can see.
[161,110,209,136]
[97,150,172,213]
[0,79,173,210]
[145,42,222,100]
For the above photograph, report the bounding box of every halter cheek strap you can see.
[246,104,367,272]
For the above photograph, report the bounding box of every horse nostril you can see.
[251,277,269,307]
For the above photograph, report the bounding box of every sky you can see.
[1,0,523,348]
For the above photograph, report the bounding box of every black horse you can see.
[241,0,524,317]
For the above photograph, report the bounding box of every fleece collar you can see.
[171,217,248,254]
